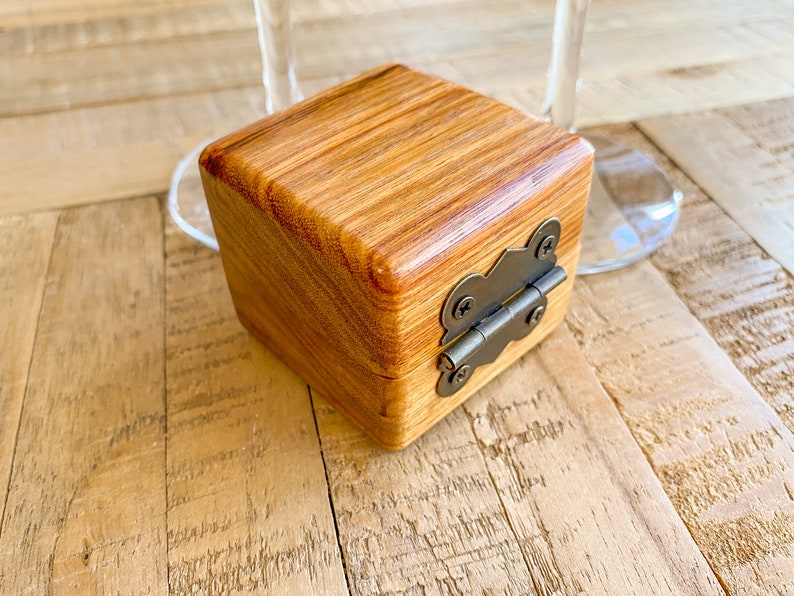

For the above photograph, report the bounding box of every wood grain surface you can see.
[639,97,794,278]
[608,120,794,441]
[0,89,264,216]
[0,212,57,523]
[570,261,794,593]
[202,64,592,448]
[164,222,347,593]
[2,0,794,593]
[569,122,794,593]
[312,325,723,594]
[0,199,167,594]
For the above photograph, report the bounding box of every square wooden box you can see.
[200,64,593,450]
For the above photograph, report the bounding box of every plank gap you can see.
[0,210,60,533]
[566,119,794,590]
[459,405,539,587]
[308,385,353,596]
[158,195,173,595]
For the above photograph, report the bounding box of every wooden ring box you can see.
[200,64,593,450]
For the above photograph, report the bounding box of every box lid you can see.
[201,64,592,380]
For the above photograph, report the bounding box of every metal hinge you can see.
[437,218,567,397]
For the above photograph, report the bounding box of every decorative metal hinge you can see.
[437,218,567,397]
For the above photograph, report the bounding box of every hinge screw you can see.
[537,235,558,260]
[527,305,545,329]
[453,296,475,319]
[450,365,472,389]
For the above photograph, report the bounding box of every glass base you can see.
[169,134,682,274]
[167,139,219,251]
[576,134,682,275]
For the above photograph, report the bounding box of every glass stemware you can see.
[169,0,681,271]
[168,0,300,249]
[543,0,682,275]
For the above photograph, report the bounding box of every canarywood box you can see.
[200,64,593,449]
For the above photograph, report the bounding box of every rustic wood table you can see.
[2,0,793,593]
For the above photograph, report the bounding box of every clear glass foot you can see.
[576,134,683,275]
[168,0,299,251]
[167,139,219,250]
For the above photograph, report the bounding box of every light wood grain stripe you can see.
[0,87,265,217]
[569,258,794,592]
[0,197,167,594]
[163,218,347,594]
[639,97,794,278]
[0,212,57,525]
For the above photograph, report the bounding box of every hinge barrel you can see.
[438,265,566,378]
[532,265,567,297]
[436,218,568,397]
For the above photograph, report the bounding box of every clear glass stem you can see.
[542,0,590,132]
[168,0,300,250]
[253,0,301,114]
[541,0,683,276]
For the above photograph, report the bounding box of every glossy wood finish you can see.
[200,64,592,448]
[1,0,793,593]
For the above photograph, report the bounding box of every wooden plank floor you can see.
[572,116,794,591]
[1,0,793,593]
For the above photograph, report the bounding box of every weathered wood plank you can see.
[0,22,261,117]
[0,198,167,594]
[163,219,347,594]
[0,1,252,57]
[312,330,721,593]
[462,329,722,595]
[1,1,792,216]
[572,52,794,130]
[312,390,536,594]
[587,117,794,586]
[594,120,794,438]
[568,258,794,591]
[296,0,794,114]
[0,0,224,28]
[0,212,57,524]
[638,97,794,278]
[2,0,792,119]
[0,88,265,216]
